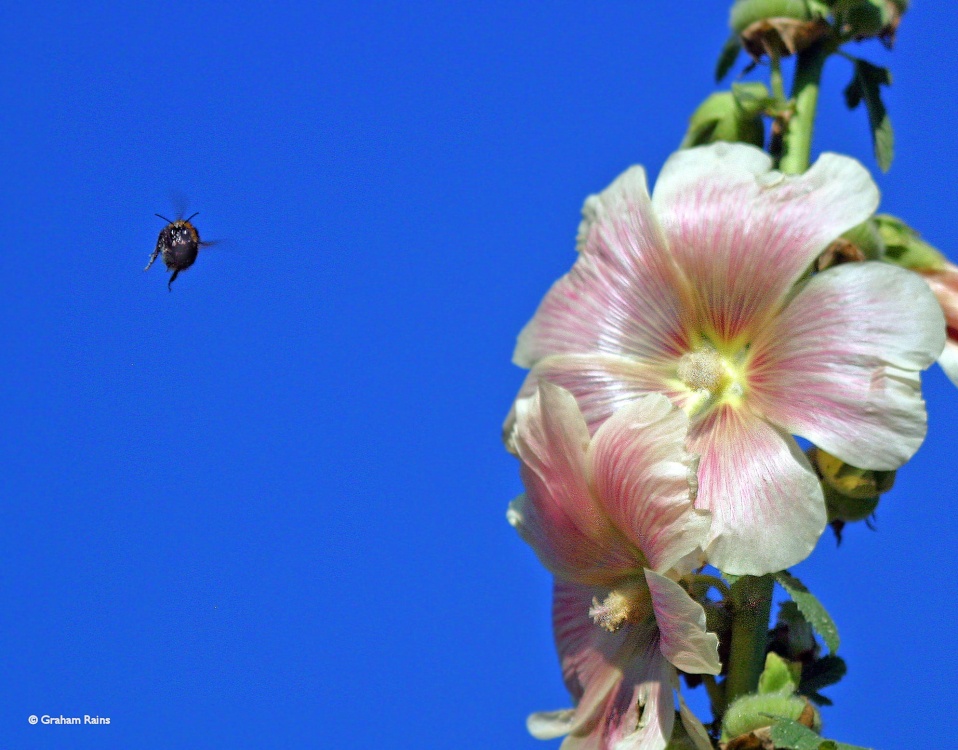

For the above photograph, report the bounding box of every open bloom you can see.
[918,261,958,387]
[508,383,719,750]
[509,143,945,574]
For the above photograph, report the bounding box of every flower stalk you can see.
[724,574,775,703]
[779,38,833,174]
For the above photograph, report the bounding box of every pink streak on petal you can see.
[645,570,720,675]
[750,262,945,470]
[521,353,686,435]
[651,145,879,343]
[514,166,691,371]
[690,405,826,575]
[589,394,710,573]
[920,262,958,386]
[511,383,637,584]
[537,580,675,750]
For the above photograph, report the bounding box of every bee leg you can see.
[144,248,161,271]
[167,269,180,292]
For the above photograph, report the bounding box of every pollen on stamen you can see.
[677,349,725,393]
[589,591,632,633]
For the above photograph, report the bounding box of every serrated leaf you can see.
[769,719,825,750]
[771,721,874,750]
[774,572,840,653]
[716,33,742,81]
[844,58,894,171]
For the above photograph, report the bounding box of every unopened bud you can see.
[682,84,768,149]
[730,0,831,60]
[874,214,947,272]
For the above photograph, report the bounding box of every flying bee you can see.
[144,212,213,291]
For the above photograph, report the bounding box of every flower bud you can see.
[833,0,907,44]
[730,0,829,33]
[730,0,831,60]
[721,692,821,742]
[874,214,947,272]
[682,83,769,150]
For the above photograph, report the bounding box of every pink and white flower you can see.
[509,143,945,575]
[508,383,719,750]
[918,260,958,387]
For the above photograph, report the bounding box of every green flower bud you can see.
[721,691,821,741]
[681,84,769,149]
[875,214,947,271]
[841,218,885,260]
[729,0,830,33]
[832,0,888,37]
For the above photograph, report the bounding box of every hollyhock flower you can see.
[508,383,719,750]
[509,142,945,575]
[918,261,958,387]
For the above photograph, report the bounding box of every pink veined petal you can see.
[690,405,826,576]
[920,263,958,387]
[504,353,686,444]
[750,262,945,470]
[939,340,958,387]
[530,580,675,750]
[510,383,637,584]
[514,166,692,371]
[588,394,710,573]
[645,570,721,676]
[651,144,879,342]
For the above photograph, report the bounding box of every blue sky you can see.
[1,3,956,748]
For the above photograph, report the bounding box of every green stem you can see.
[769,52,786,103]
[724,575,774,704]
[778,39,833,175]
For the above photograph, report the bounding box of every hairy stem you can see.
[724,574,774,704]
[778,40,832,175]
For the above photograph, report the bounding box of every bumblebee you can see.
[145,212,211,291]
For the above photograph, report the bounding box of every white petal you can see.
[751,262,945,470]
[645,570,721,676]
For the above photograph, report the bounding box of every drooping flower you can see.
[917,260,958,387]
[508,142,945,575]
[508,382,719,750]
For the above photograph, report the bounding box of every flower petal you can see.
[588,394,710,573]
[920,263,958,387]
[509,383,636,584]
[645,570,720,675]
[651,144,879,342]
[690,405,826,575]
[750,262,945,470]
[514,166,690,370]
[530,580,675,750]
[939,340,958,387]
[506,353,685,441]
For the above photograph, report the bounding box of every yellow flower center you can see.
[589,583,652,632]
[675,341,748,416]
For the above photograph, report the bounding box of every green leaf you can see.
[774,572,840,653]
[844,58,894,171]
[723,572,742,587]
[716,33,742,81]
[769,720,873,750]
[768,720,825,750]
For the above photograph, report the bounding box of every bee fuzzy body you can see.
[145,212,208,291]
